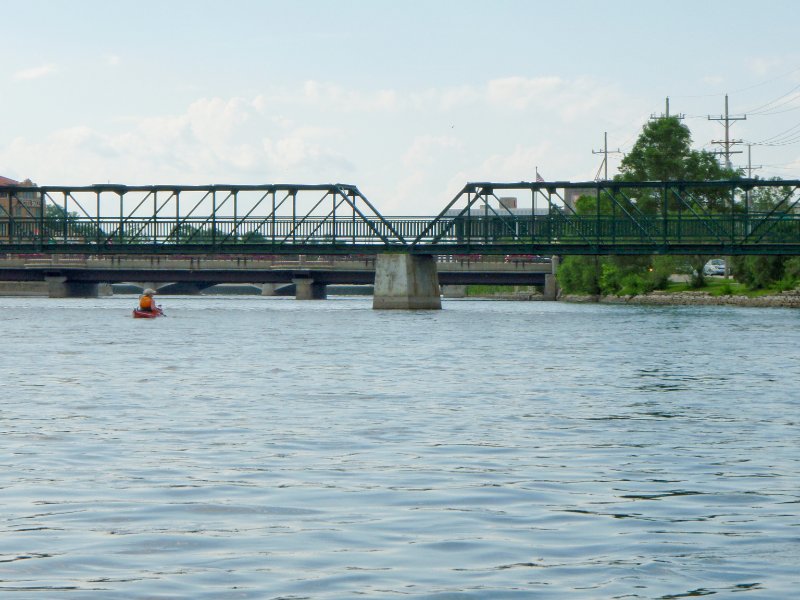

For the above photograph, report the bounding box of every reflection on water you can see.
[1,296,798,598]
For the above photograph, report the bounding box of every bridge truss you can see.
[412,179,800,256]
[1,179,800,255]
[0,183,408,255]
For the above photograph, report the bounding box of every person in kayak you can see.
[138,288,158,312]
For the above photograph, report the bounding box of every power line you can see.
[670,64,800,99]
[746,118,800,146]
[708,94,746,169]
[743,81,800,114]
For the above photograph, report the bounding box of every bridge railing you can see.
[4,213,800,249]
[0,216,428,247]
[405,213,800,245]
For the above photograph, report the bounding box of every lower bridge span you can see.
[0,255,553,301]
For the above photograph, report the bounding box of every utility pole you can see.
[746,144,762,179]
[592,132,621,180]
[708,94,746,170]
[650,96,685,120]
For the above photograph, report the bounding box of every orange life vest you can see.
[139,295,154,310]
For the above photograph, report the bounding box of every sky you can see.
[2,0,800,215]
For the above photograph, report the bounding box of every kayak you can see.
[132,306,165,319]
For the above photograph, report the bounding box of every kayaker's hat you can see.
[144,288,156,296]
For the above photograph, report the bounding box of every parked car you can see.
[703,259,726,276]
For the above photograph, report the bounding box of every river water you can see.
[1,295,798,599]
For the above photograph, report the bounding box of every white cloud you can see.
[0,77,646,212]
[475,143,552,182]
[403,135,461,168]
[746,57,784,77]
[487,76,563,110]
[186,97,256,144]
[105,54,121,67]
[485,76,626,123]
[300,80,400,112]
[262,126,354,174]
[13,64,56,80]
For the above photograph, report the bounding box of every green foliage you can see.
[557,256,601,295]
[171,224,267,245]
[716,282,734,296]
[242,231,267,243]
[599,257,656,296]
[747,179,794,212]
[556,117,742,296]
[574,193,614,216]
[783,257,800,280]
[619,117,694,181]
[774,277,797,293]
[465,285,537,297]
[617,116,737,215]
[43,204,101,240]
[650,255,677,289]
[558,254,673,296]
[618,117,737,183]
[731,255,788,289]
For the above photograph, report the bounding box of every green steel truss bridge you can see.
[2,179,800,256]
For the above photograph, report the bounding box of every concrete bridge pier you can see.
[261,283,278,296]
[45,276,100,298]
[544,256,561,301]
[292,277,327,300]
[373,253,441,310]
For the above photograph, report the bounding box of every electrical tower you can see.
[592,132,622,180]
[708,94,746,170]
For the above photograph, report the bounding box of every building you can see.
[1,176,39,217]
[1,175,40,240]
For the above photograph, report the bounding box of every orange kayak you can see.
[132,306,165,318]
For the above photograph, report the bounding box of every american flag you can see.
[535,170,544,182]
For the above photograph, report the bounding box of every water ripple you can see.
[0,297,798,597]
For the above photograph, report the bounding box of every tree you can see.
[618,117,694,182]
[620,117,737,287]
[728,179,800,290]
[558,117,739,293]
[44,204,101,241]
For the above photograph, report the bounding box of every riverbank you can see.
[560,289,800,308]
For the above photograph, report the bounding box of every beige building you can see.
[1,176,40,239]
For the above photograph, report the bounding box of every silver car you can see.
[703,259,726,276]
